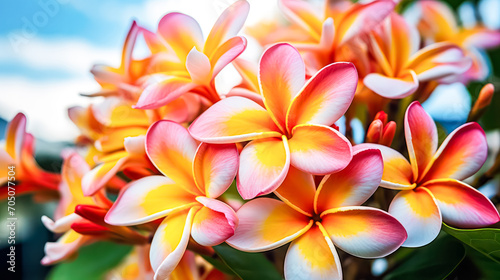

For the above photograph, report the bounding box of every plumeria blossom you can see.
[105,120,239,280]
[0,113,60,200]
[41,152,146,265]
[252,0,395,74]
[190,43,356,199]
[361,101,500,247]
[133,0,250,109]
[407,0,500,82]
[227,148,407,280]
[69,95,196,195]
[364,13,471,99]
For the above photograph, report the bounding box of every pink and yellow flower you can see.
[189,43,356,199]
[41,152,146,265]
[133,0,250,109]
[227,148,407,280]
[408,0,500,82]
[361,101,500,247]
[251,0,395,74]
[0,113,60,200]
[105,121,239,279]
[364,13,471,99]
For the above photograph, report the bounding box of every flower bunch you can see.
[2,0,500,279]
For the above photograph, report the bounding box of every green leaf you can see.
[213,243,283,280]
[201,255,236,276]
[48,241,132,280]
[442,223,500,264]
[384,233,466,280]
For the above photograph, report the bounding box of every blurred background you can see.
[0,0,499,279]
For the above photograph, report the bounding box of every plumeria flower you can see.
[227,149,407,280]
[105,120,239,280]
[189,43,356,199]
[255,0,395,73]
[361,101,500,247]
[407,0,500,82]
[89,21,147,100]
[70,96,195,194]
[41,152,146,265]
[134,0,250,109]
[0,113,60,200]
[364,13,472,99]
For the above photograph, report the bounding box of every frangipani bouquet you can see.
[2,0,500,279]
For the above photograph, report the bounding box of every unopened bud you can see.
[374,111,388,125]
[468,83,495,122]
[380,121,396,147]
[366,119,383,143]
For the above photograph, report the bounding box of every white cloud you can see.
[0,37,119,76]
[0,76,98,142]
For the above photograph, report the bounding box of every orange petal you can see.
[146,121,201,195]
[321,206,406,258]
[287,62,357,130]
[226,198,312,252]
[315,149,383,213]
[237,136,290,199]
[189,96,281,143]
[259,43,305,131]
[288,124,352,175]
[405,101,438,181]
[388,187,441,247]
[193,143,239,198]
[275,166,316,216]
[421,122,487,182]
[284,224,342,280]
[423,179,499,228]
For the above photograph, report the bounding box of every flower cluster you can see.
[2,0,500,279]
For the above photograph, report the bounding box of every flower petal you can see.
[193,143,239,198]
[203,0,250,58]
[41,230,89,265]
[284,224,342,280]
[210,36,247,78]
[363,70,419,99]
[191,197,238,246]
[5,112,26,159]
[226,198,312,252]
[135,76,196,110]
[388,187,442,247]
[81,156,128,196]
[146,120,201,195]
[315,149,383,213]
[335,0,396,45]
[287,62,357,130]
[357,143,414,190]
[407,42,471,81]
[189,96,281,143]
[421,122,487,182]
[186,47,212,85]
[237,136,290,199]
[105,176,197,226]
[288,124,352,175]
[150,207,199,280]
[259,43,305,131]
[405,101,438,181]
[423,179,500,228]
[157,12,203,60]
[321,206,406,258]
[279,0,324,39]
[275,166,316,216]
